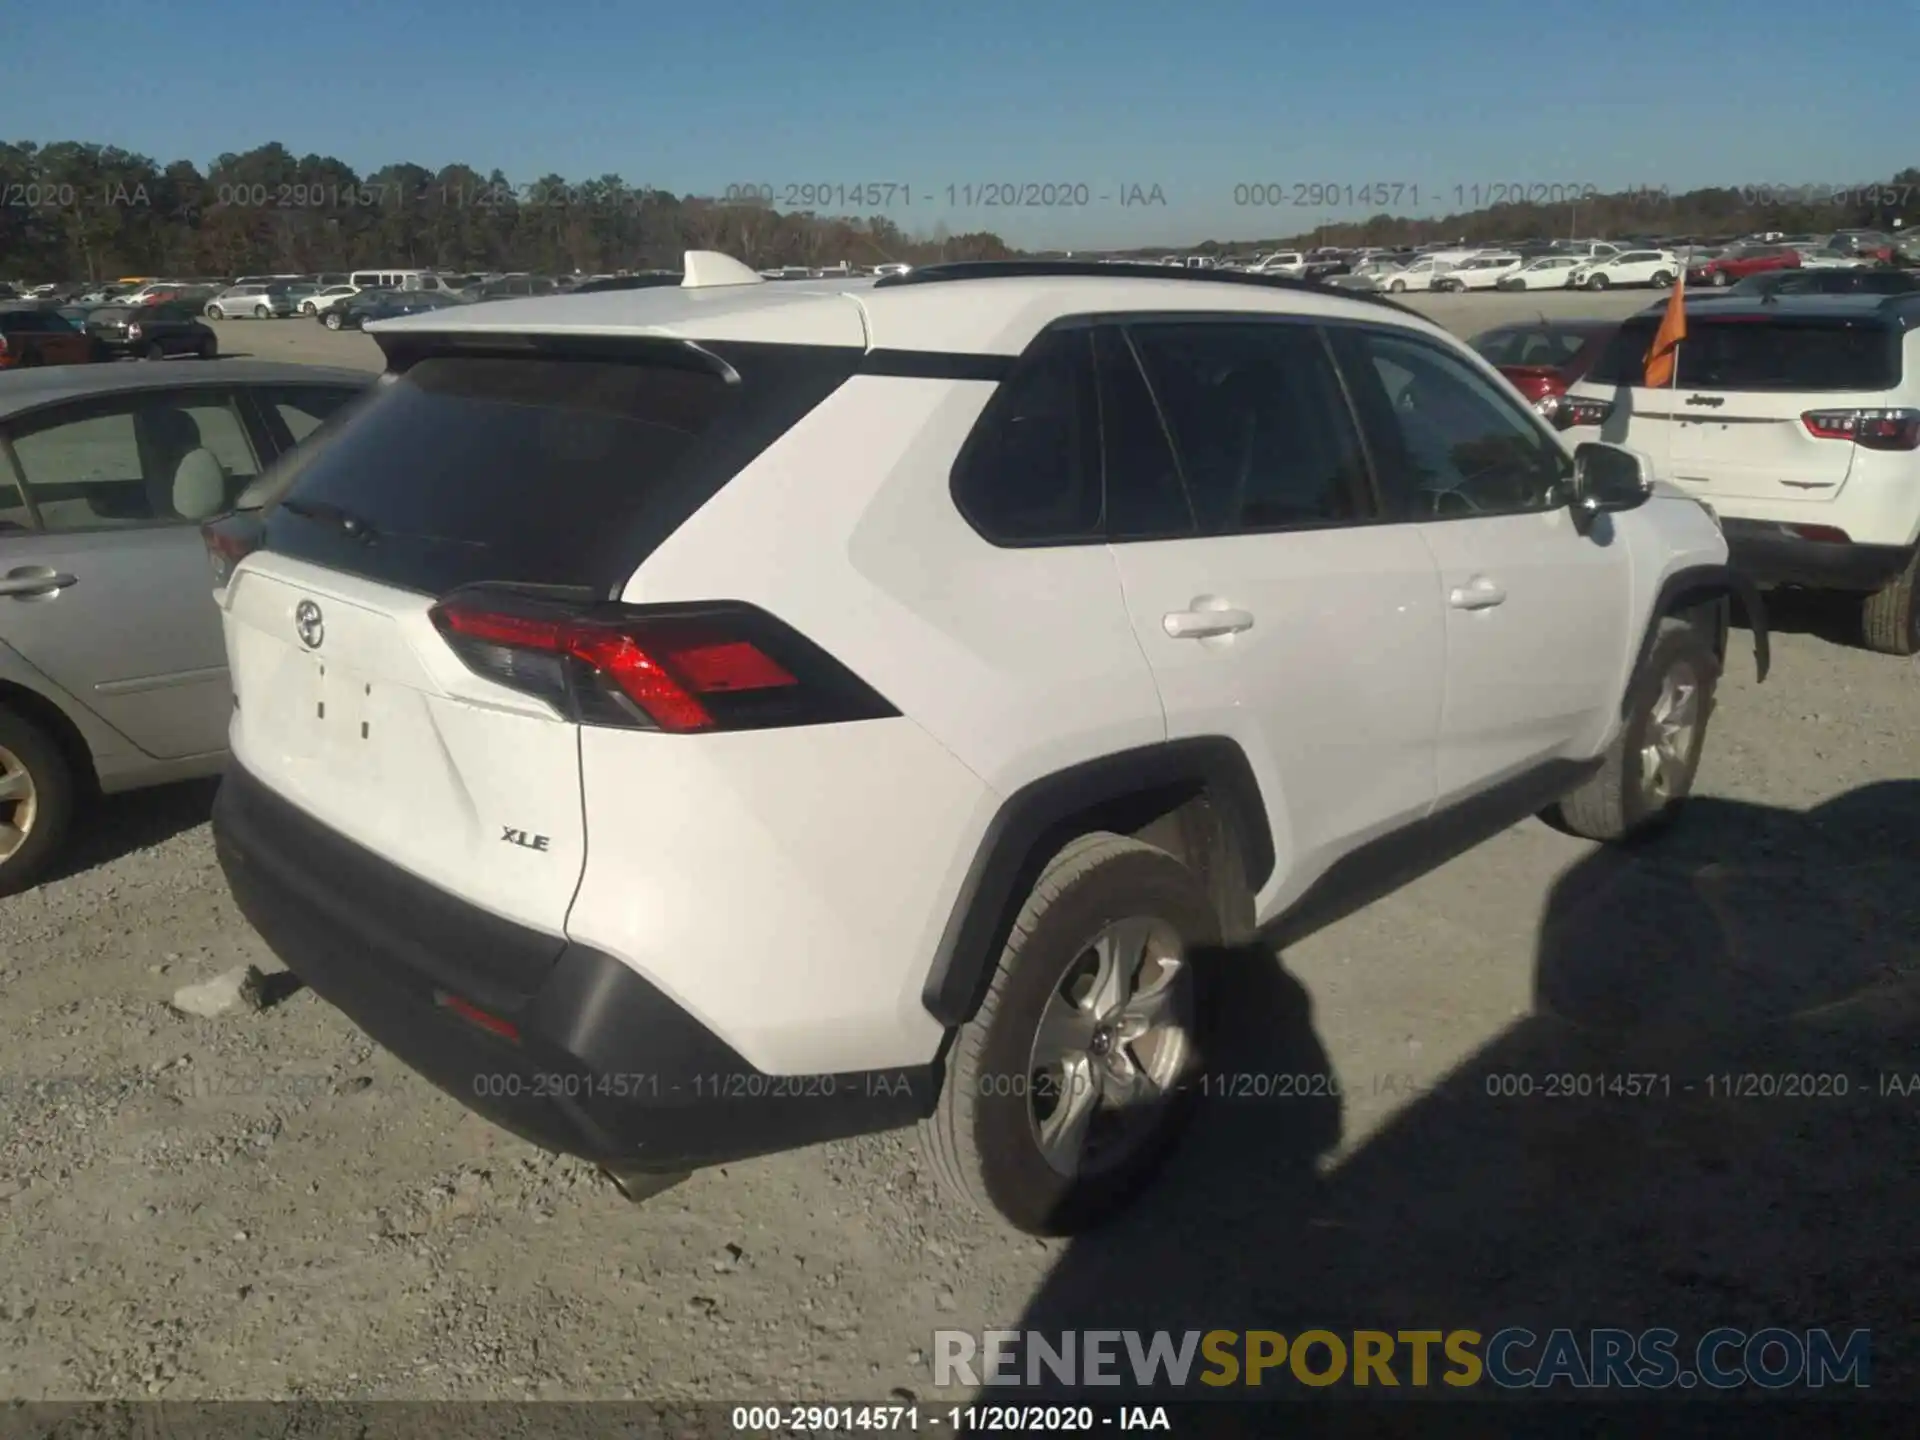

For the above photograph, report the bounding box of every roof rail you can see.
[871,259,1421,316]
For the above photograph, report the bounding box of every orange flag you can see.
[1643,269,1686,388]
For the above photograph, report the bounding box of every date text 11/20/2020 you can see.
[1230,182,1675,209]
[720,183,1168,210]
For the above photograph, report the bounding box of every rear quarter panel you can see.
[576,373,1164,1074]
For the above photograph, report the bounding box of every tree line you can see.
[4,140,1917,280]
[0,141,1016,281]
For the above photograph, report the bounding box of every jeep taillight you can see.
[1801,408,1920,450]
[428,590,897,733]
[1559,396,1614,429]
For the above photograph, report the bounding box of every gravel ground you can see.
[3,288,1917,1405]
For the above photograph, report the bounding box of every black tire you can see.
[144,341,168,361]
[0,704,76,899]
[324,311,342,330]
[198,334,218,360]
[1711,269,1732,287]
[1388,278,1407,293]
[1588,273,1611,290]
[1547,619,1720,843]
[17,349,42,368]
[205,304,222,319]
[1651,271,1674,287]
[920,832,1216,1235]
[1861,551,1920,656]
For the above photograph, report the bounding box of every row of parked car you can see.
[1158,228,1912,294]
[1328,231,1906,294]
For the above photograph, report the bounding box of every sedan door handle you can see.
[0,568,78,597]
[1163,607,1255,639]
[1447,578,1506,611]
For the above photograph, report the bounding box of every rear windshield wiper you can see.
[280,498,379,541]
[277,498,489,552]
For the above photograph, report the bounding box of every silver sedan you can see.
[0,360,373,892]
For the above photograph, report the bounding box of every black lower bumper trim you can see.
[212,765,937,1173]
[1723,519,1916,592]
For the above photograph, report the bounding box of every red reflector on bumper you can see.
[435,990,521,1043]
[1785,524,1850,544]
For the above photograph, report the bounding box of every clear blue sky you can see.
[4,0,1914,250]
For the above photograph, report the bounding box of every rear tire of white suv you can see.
[921,832,1215,1236]
[0,705,76,898]
[1861,553,1920,656]
[1547,619,1720,843]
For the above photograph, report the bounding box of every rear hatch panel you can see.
[1580,309,1902,504]
[222,557,589,975]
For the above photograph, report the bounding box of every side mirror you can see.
[1571,442,1654,530]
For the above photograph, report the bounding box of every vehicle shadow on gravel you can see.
[43,776,220,886]
[1012,780,1920,1396]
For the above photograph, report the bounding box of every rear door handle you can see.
[1447,578,1506,611]
[0,568,78,598]
[1163,607,1255,639]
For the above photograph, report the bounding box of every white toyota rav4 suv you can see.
[1563,291,1920,654]
[204,254,1766,1235]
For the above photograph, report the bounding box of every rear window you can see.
[260,346,860,596]
[1588,316,1901,392]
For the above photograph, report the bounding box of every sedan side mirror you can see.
[1571,441,1654,531]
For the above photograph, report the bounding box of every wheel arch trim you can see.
[920,737,1275,1027]
[1630,562,1770,712]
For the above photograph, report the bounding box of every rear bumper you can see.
[212,763,937,1174]
[1722,518,1916,592]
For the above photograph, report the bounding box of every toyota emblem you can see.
[294,599,324,650]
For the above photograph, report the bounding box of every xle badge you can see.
[501,827,551,852]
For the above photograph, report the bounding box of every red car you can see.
[1688,244,1800,288]
[1469,319,1619,425]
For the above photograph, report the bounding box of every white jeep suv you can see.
[1564,291,1920,654]
[205,254,1766,1235]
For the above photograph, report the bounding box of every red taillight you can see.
[428,591,887,735]
[1785,524,1851,544]
[201,513,262,586]
[434,990,521,1043]
[1802,408,1920,450]
[1559,396,1614,429]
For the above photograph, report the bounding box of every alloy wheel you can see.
[1639,660,1701,807]
[1025,916,1195,1177]
[0,744,38,862]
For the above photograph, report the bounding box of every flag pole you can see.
[1671,267,1684,396]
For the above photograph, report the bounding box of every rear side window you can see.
[950,328,1101,544]
[1128,321,1367,534]
[261,345,860,595]
[1095,327,1192,540]
[1590,317,1900,391]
